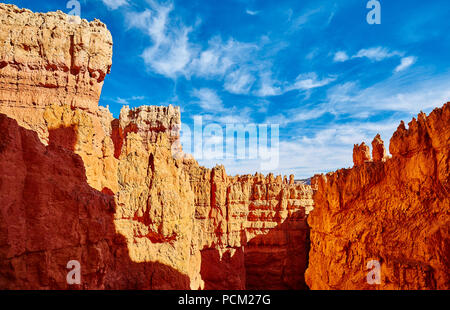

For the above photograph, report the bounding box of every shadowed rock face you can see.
[0,4,313,290]
[306,103,450,290]
[185,164,313,289]
[0,114,190,289]
[244,210,310,290]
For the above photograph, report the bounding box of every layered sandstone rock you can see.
[306,104,450,290]
[0,3,116,192]
[0,3,112,141]
[118,105,181,146]
[183,162,313,289]
[0,4,313,290]
[0,114,191,289]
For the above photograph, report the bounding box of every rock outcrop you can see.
[0,114,191,289]
[183,162,313,289]
[305,103,450,289]
[352,142,371,166]
[371,134,388,162]
[0,4,313,290]
[0,3,112,142]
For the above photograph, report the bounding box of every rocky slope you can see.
[0,4,313,289]
[305,103,450,289]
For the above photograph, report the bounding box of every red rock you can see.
[371,134,388,162]
[305,103,450,290]
[353,142,371,166]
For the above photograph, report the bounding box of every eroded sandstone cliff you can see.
[305,103,450,289]
[1,3,448,291]
[184,162,313,289]
[0,3,112,140]
[0,4,313,290]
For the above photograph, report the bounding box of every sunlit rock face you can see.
[0,3,112,142]
[306,103,450,290]
[0,3,116,193]
[0,4,313,290]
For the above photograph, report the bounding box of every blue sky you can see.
[6,0,450,178]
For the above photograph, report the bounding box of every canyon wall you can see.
[1,3,448,291]
[0,4,313,290]
[0,113,192,289]
[305,103,450,290]
[184,162,313,289]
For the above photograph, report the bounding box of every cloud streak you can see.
[334,46,417,73]
[246,9,259,16]
[395,56,417,72]
[353,47,403,61]
[333,51,349,62]
[102,0,128,10]
[191,88,224,112]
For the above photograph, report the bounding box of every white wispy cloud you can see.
[325,72,450,114]
[265,106,327,125]
[126,2,335,100]
[352,47,403,61]
[189,46,232,78]
[142,27,192,78]
[254,82,281,97]
[197,77,426,177]
[102,0,128,10]
[395,56,417,72]
[212,112,252,124]
[333,51,349,62]
[254,70,340,97]
[254,71,283,96]
[116,97,129,105]
[290,7,322,30]
[191,88,224,112]
[335,46,407,63]
[126,5,264,93]
[334,47,418,74]
[288,72,337,91]
[254,72,336,97]
[305,48,319,60]
[252,72,450,178]
[193,75,449,178]
[246,9,259,16]
[189,37,258,79]
[126,2,193,78]
[224,68,257,95]
[112,96,146,105]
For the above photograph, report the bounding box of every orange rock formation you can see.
[306,104,450,289]
[0,4,312,290]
